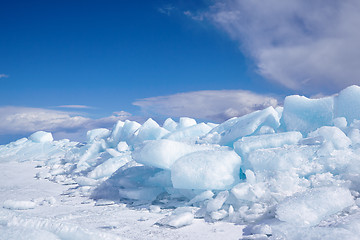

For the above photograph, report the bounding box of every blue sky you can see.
[0,0,278,114]
[1,0,360,143]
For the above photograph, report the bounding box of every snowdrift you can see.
[3,85,360,238]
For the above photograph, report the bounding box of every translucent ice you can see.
[29,131,53,143]
[131,118,169,143]
[157,211,194,228]
[164,123,212,142]
[88,154,131,179]
[276,187,354,226]
[206,191,229,212]
[282,95,334,134]
[177,117,197,129]
[171,149,241,190]
[233,131,302,158]
[107,120,124,147]
[206,107,280,146]
[86,128,111,143]
[132,139,208,170]
[162,118,178,132]
[308,126,351,149]
[335,85,360,123]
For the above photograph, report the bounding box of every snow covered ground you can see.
[0,161,244,240]
[2,85,360,239]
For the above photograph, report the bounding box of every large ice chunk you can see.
[162,118,178,132]
[86,128,111,143]
[282,95,334,134]
[177,117,197,129]
[88,154,132,179]
[276,187,354,226]
[131,118,169,143]
[157,210,194,228]
[247,145,318,175]
[205,107,280,146]
[164,123,212,142]
[120,120,141,143]
[206,191,229,212]
[107,120,124,147]
[171,149,242,190]
[334,85,360,123]
[308,126,351,150]
[29,131,53,143]
[132,139,207,170]
[233,131,302,158]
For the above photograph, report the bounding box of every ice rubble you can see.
[3,85,360,238]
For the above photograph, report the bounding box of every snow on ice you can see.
[3,86,360,239]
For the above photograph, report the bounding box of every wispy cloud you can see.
[0,106,137,143]
[0,74,9,79]
[133,90,278,122]
[158,5,175,16]
[57,105,93,109]
[184,11,204,21]
[204,0,360,94]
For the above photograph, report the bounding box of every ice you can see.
[29,131,53,143]
[75,176,98,186]
[177,117,197,129]
[132,139,207,170]
[157,211,194,228]
[105,148,122,157]
[171,149,241,190]
[334,85,360,123]
[116,141,129,152]
[149,205,161,213]
[4,85,360,238]
[282,95,334,134]
[76,140,107,171]
[333,117,347,129]
[107,121,124,147]
[206,191,229,212]
[308,126,351,149]
[276,187,354,226]
[130,118,169,144]
[210,209,228,220]
[164,123,212,142]
[3,200,36,210]
[205,106,280,146]
[119,120,141,143]
[118,187,164,201]
[233,131,302,158]
[188,190,214,205]
[88,154,131,179]
[86,128,111,143]
[162,118,178,132]
[247,145,317,175]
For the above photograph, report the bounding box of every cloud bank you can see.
[0,106,136,143]
[205,0,360,94]
[133,90,278,122]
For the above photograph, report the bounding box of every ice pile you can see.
[4,86,360,238]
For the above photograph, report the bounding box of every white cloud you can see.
[205,0,360,94]
[158,5,175,16]
[57,105,93,109]
[0,106,135,143]
[0,74,9,79]
[184,11,204,21]
[133,90,278,122]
